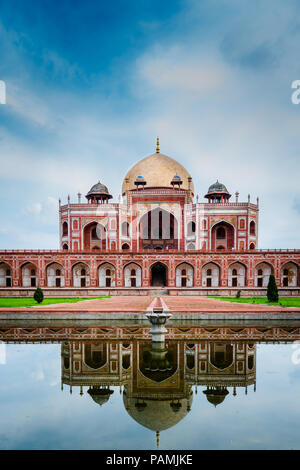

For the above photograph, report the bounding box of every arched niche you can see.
[98,263,116,287]
[281,262,298,287]
[255,262,274,287]
[202,262,220,287]
[84,343,107,369]
[21,262,38,287]
[175,263,194,287]
[72,262,90,287]
[46,262,65,287]
[0,263,12,287]
[228,262,246,287]
[124,263,142,287]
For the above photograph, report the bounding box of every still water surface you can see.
[0,325,300,450]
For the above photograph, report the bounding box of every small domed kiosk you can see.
[204,180,231,203]
[86,181,112,204]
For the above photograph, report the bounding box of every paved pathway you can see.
[0,296,154,313]
[162,296,299,313]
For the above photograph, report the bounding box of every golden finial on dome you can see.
[156,137,160,153]
[156,431,160,448]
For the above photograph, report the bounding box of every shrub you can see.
[267,275,279,303]
[236,290,241,299]
[34,287,44,304]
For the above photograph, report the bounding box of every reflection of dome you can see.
[123,392,193,432]
[87,387,114,406]
[203,387,229,407]
[122,153,194,195]
[207,180,229,194]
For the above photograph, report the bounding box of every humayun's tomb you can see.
[0,138,299,296]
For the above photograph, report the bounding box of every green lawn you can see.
[0,297,110,308]
[209,296,300,308]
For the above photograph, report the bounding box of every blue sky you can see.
[0,0,300,248]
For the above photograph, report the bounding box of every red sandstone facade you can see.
[0,143,299,296]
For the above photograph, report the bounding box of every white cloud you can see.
[138,47,231,92]
[132,37,300,248]
[0,137,96,194]
[31,369,45,381]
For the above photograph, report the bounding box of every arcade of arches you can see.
[1,259,299,289]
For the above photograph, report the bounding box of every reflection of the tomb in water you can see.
[1,321,299,447]
[1,321,300,342]
[61,335,256,447]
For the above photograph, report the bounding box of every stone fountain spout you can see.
[145,302,172,343]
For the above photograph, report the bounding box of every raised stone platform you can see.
[1,287,300,297]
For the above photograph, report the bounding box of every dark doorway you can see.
[151,262,167,287]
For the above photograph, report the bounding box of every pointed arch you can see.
[20,262,38,287]
[98,262,116,287]
[62,221,68,236]
[202,262,221,287]
[84,343,107,370]
[209,343,234,371]
[210,220,235,250]
[150,261,168,287]
[255,262,274,287]
[250,220,256,236]
[187,221,196,237]
[121,221,130,237]
[228,262,247,287]
[281,261,299,287]
[83,221,107,251]
[124,262,142,287]
[139,207,179,250]
[0,262,12,287]
[46,262,65,287]
[175,262,194,287]
[72,262,90,287]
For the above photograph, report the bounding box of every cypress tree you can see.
[34,286,44,304]
[267,274,278,303]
